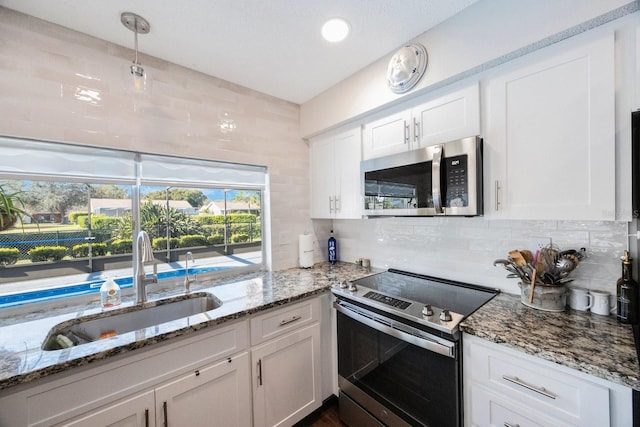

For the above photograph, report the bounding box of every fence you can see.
[0,222,261,263]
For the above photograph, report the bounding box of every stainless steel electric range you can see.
[332,269,499,427]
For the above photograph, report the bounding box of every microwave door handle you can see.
[432,144,444,214]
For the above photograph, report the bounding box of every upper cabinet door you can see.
[413,82,480,148]
[310,126,362,219]
[310,136,336,219]
[334,128,363,219]
[485,33,615,220]
[362,110,412,160]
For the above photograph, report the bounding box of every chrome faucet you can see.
[135,230,157,304]
[183,251,197,293]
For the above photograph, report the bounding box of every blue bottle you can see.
[328,230,337,264]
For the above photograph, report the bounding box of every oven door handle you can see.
[335,301,456,358]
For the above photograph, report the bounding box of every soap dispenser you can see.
[100,277,122,308]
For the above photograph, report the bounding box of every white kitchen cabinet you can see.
[155,352,251,427]
[463,333,633,427]
[362,109,414,159]
[250,297,323,427]
[310,126,362,219]
[0,321,249,427]
[362,83,480,160]
[54,390,155,427]
[484,33,615,220]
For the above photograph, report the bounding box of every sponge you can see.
[56,334,74,349]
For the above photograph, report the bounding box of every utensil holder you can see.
[518,281,568,312]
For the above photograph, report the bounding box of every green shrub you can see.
[0,248,20,265]
[110,239,133,254]
[230,233,250,243]
[28,246,67,262]
[196,213,257,225]
[207,234,224,245]
[71,243,108,258]
[68,211,87,224]
[75,213,89,227]
[91,215,121,231]
[196,214,221,225]
[202,224,225,236]
[179,234,207,248]
[152,237,180,250]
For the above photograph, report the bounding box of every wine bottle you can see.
[616,250,638,324]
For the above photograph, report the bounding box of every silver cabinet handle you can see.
[413,117,420,143]
[329,196,334,213]
[404,122,409,144]
[279,315,302,326]
[502,375,557,399]
[257,359,263,386]
[335,196,340,213]
[504,423,520,427]
[495,180,501,211]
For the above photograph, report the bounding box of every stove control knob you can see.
[440,309,452,322]
[340,280,348,289]
[348,281,357,292]
[422,304,434,316]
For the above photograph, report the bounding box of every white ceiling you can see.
[0,0,478,104]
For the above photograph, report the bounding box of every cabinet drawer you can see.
[469,384,562,427]
[250,297,321,345]
[468,338,609,426]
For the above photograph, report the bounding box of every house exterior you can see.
[89,199,198,216]
[200,200,260,215]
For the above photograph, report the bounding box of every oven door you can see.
[335,300,460,427]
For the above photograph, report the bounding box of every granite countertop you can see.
[461,292,640,391]
[0,262,378,391]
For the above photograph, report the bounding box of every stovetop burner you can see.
[332,269,499,336]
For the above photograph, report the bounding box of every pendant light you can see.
[121,12,151,94]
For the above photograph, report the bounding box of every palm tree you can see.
[0,183,31,231]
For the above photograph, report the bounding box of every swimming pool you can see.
[0,266,228,309]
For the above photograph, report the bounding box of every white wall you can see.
[300,0,636,137]
[0,8,310,271]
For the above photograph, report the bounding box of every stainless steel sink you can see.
[42,292,222,350]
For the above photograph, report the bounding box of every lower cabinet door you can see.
[155,352,251,427]
[55,390,155,427]
[252,323,322,427]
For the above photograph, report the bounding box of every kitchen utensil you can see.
[509,250,527,267]
[520,249,534,264]
[528,268,538,303]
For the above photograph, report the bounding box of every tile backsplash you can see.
[319,218,631,295]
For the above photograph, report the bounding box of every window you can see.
[0,136,267,308]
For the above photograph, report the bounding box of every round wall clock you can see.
[386,43,428,94]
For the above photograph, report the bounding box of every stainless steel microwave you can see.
[361,136,483,216]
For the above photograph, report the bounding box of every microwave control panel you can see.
[445,155,468,207]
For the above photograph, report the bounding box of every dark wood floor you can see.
[294,397,345,427]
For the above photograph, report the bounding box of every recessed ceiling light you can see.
[321,18,350,43]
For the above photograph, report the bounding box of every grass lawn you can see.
[0,223,84,234]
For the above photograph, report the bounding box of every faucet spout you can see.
[183,251,197,293]
[135,230,157,304]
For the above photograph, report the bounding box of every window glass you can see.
[0,137,266,309]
